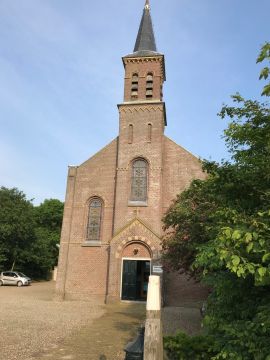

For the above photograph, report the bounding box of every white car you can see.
[0,271,31,286]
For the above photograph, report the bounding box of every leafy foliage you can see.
[257,42,270,96]
[25,199,64,279]
[164,332,217,360]
[35,199,64,230]
[162,44,270,359]
[0,244,7,267]
[0,188,64,279]
[0,187,35,270]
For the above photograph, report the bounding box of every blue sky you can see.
[0,0,269,204]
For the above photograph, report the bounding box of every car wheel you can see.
[17,281,23,287]
[0,280,3,286]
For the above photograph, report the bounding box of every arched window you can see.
[131,159,148,202]
[128,124,133,144]
[146,73,153,82]
[146,73,153,99]
[147,123,152,142]
[131,73,139,99]
[86,198,102,241]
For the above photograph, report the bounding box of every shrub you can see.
[164,332,217,360]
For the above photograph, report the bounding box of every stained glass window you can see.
[131,159,148,202]
[87,198,102,241]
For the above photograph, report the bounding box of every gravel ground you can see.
[0,281,203,360]
[0,282,104,360]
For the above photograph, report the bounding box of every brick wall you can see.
[56,139,118,300]
[164,272,209,306]
[162,136,206,213]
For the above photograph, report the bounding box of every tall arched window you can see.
[128,124,133,144]
[131,159,148,202]
[147,123,152,142]
[86,198,102,241]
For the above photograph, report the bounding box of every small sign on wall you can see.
[152,265,163,274]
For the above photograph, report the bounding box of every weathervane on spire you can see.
[145,0,150,10]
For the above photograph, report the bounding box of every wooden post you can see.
[144,275,163,360]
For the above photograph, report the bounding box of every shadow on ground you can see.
[32,302,146,360]
[162,306,203,336]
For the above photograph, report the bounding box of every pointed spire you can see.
[133,0,157,53]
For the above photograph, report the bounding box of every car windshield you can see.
[17,272,27,277]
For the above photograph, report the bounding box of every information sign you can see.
[152,265,163,274]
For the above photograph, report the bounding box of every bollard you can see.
[144,275,163,360]
[124,327,145,360]
[146,275,161,313]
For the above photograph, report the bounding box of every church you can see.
[56,0,205,302]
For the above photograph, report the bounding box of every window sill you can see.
[128,201,148,207]
[82,241,102,247]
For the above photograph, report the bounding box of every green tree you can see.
[0,244,7,267]
[34,199,64,231]
[0,188,64,279]
[257,42,270,96]
[163,45,270,359]
[30,199,64,278]
[0,187,35,271]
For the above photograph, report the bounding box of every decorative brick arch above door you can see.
[106,218,161,302]
[122,241,152,259]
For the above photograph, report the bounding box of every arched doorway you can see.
[121,242,151,301]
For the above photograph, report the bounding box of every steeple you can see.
[121,0,166,105]
[133,0,157,54]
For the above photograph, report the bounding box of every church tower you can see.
[114,0,166,234]
[56,0,205,303]
[107,0,167,302]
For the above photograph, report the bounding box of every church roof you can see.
[122,0,165,79]
[128,0,161,58]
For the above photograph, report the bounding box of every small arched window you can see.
[147,123,152,142]
[131,159,148,202]
[128,124,133,144]
[86,198,102,241]
[131,73,139,99]
[146,73,153,99]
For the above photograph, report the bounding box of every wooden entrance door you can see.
[122,260,137,300]
[121,260,150,301]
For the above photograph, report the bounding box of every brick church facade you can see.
[56,0,205,302]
